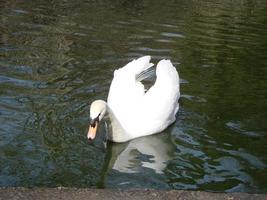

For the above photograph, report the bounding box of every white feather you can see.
[105,56,180,142]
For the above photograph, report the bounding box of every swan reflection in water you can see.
[107,131,175,175]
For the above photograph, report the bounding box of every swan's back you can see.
[107,56,180,141]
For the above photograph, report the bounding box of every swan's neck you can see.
[106,105,132,142]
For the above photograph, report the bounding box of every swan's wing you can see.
[145,59,180,98]
[135,66,156,92]
[120,55,154,77]
[107,56,154,112]
[154,59,179,90]
[107,57,180,136]
[140,59,180,127]
[136,66,156,82]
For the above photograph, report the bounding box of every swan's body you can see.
[88,56,180,143]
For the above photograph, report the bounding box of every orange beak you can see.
[87,122,98,140]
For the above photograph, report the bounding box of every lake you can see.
[1,0,267,193]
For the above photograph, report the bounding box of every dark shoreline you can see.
[0,188,266,200]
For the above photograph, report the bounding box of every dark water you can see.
[1,0,267,193]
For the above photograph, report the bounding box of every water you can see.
[1,0,267,193]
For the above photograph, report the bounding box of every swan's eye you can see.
[90,114,100,127]
[90,119,98,127]
[90,121,96,128]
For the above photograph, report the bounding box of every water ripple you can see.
[0,0,267,192]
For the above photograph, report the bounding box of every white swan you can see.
[87,56,180,143]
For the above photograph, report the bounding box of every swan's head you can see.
[88,100,107,140]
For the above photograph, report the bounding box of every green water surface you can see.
[1,0,267,193]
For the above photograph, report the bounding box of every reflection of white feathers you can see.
[111,134,174,174]
[107,56,180,142]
